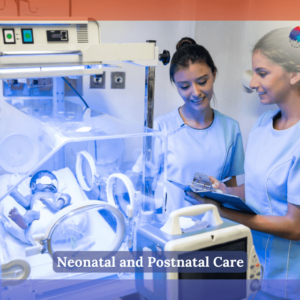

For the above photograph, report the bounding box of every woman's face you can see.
[250,50,291,105]
[174,62,216,112]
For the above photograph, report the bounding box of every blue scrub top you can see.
[154,109,245,214]
[245,110,300,298]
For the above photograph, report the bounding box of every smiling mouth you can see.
[258,92,266,97]
[190,96,205,103]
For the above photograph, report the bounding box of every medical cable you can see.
[61,77,89,109]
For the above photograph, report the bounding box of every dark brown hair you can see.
[170,37,217,82]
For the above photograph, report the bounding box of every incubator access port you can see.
[111,72,125,89]
[90,73,105,89]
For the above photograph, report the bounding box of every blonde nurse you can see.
[188,28,300,298]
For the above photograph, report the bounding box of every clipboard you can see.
[168,179,257,215]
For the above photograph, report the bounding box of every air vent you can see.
[76,24,88,43]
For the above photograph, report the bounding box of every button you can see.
[3,29,15,44]
[256,272,261,276]
[250,274,254,279]
[250,279,261,292]
[21,29,33,44]
[255,263,260,267]
[250,265,254,269]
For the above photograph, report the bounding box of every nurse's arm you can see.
[219,202,300,241]
[224,176,237,187]
[226,185,245,201]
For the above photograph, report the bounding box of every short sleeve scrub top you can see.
[154,109,245,214]
[245,110,300,298]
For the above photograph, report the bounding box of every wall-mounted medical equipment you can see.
[0,21,159,77]
[0,20,170,128]
[136,204,261,300]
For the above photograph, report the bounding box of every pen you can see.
[219,176,232,184]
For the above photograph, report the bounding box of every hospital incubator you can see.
[0,103,262,299]
[0,21,261,300]
[0,98,167,278]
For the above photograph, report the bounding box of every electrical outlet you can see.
[90,72,105,89]
[111,72,125,89]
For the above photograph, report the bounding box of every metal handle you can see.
[0,50,82,57]
[160,204,223,235]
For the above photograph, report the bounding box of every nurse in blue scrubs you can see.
[155,38,244,214]
[188,28,300,297]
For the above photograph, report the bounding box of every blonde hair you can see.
[253,27,300,72]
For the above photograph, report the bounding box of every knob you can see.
[159,50,170,65]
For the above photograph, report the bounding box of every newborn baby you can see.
[8,170,71,229]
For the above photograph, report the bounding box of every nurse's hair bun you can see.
[170,37,217,83]
[176,37,197,50]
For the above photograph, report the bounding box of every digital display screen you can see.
[47,30,68,42]
[178,238,247,300]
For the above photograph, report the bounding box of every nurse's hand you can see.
[208,176,227,193]
[185,191,222,211]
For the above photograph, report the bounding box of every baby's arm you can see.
[9,186,31,208]
[41,193,71,213]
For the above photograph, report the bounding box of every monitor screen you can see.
[178,238,247,300]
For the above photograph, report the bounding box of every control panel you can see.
[1,27,72,45]
[0,21,157,76]
[249,245,261,280]
[246,245,262,297]
[3,28,34,44]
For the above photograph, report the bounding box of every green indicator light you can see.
[25,33,30,38]
[6,34,12,39]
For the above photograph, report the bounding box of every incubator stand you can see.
[0,98,167,282]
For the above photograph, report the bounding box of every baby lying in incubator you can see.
[8,170,71,230]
